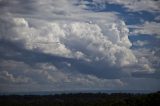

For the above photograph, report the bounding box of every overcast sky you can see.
[0,0,160,93]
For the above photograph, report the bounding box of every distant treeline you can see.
[0,91,160,106]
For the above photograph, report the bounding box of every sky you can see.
[0,0,160,93]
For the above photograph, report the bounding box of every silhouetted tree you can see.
[0,92,159,106]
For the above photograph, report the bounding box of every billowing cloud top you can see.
[0,0,159,92]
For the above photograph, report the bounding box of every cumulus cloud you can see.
[0,15,137,67]
[0,0,159,92]
[36,63,125,88]
[130,48,160,73]
[0,60,124,91]
[0,71,31,84]
[0,60,35,84]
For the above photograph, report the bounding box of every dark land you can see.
[0,91,160,106]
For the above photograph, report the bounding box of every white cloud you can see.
[0,60,35,84]
[36,63,125,88]
[133,40,149,47]
[0,60,125,91]
[0,71,32,84]
[131,48,158,73]
[0,16,137,67]
[129,21,160,37]
[1,0,159,91]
